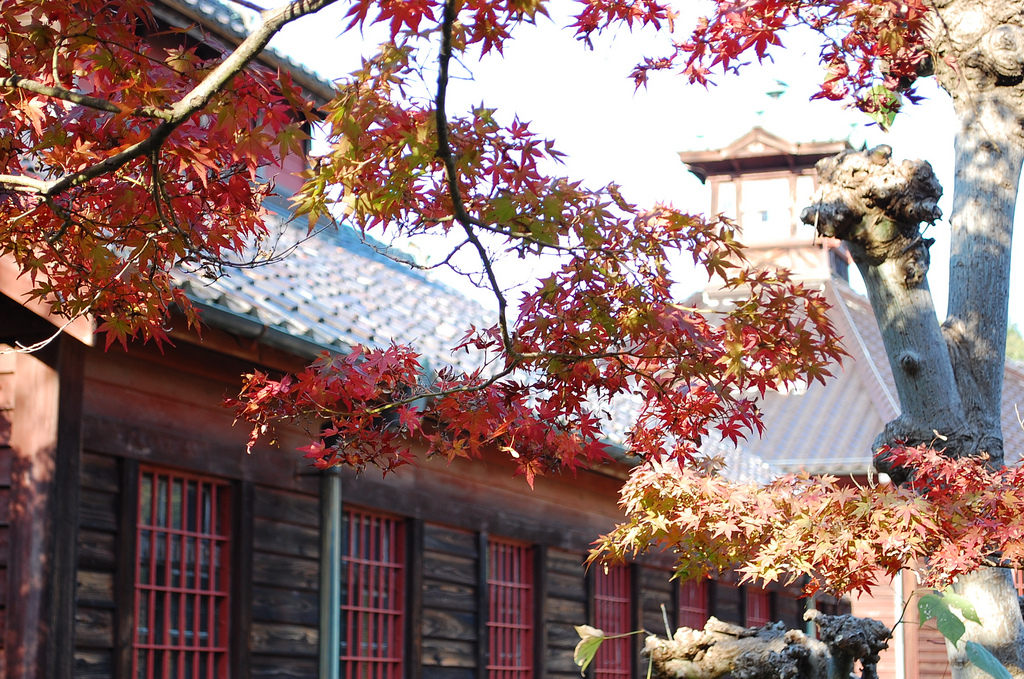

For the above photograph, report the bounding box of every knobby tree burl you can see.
[4,1,1024,679]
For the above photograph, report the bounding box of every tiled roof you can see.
[175,203,495,376]
[691,277,1024,474]
[154,0,336,101]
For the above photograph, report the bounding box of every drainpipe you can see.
[894,571,906,679]
[320,468,342,679]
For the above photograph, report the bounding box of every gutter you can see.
[188,300,350,361]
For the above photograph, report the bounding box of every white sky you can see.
[266,0,1024,327]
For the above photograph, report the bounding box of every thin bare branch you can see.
[434,0,518,359]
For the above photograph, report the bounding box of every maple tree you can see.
[3,0,1024,678]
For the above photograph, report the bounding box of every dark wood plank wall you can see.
[69,335,845,679]
[76,339,323,679]
[81,341,318,493]
[711,582,743,626]
[545,548,588,679]
[776,589,805,630]
[639,567,674,639]
[0,349,12,677]
[421,524,479,679]
[250,484,321,679]
[74,452,120,679]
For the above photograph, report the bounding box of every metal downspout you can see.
[894,571,906,679]
[320,468,342,679]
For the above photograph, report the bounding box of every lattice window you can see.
[342,510,406,679]
[679,580,708,630]
[594,566,632,679]
[746,588,773,628]
[134,468,231,679]
[1015,570,1024,597]
[488,539,534,679]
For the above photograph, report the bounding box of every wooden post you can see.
[4,336,85,679]
[533,545,548,679]
[477,532,490,679]
[115,458,140,679]
[232,480,255,678]
[406,518,424,679]
[319,468,342,679]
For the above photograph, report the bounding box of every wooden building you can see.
[0,2,818,679]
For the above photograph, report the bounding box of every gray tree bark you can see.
[801,142,1024,679]
[797,0,1024,669]
[644,613,890,679]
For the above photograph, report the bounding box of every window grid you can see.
[342,510,405,679]
[746,588,772,628]
[1015,570,1024,597]
[679,580,708,630]
[488,540,534,679]
[594,566,632,679]
[133,468,231,679]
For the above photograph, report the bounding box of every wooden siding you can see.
[776,590,804,630]
[421,523,479,679]
[711,582,742,626]
[252,484,321,679]
[639,568,674,639]
[0,349,11,677]
[74,452,120,679]
[81,341,317,495]
[850,578,898,679]
[917,619,950,679]
[544,549,587,679]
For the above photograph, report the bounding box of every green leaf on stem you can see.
[574,625,606,676]
[918,592,966,646]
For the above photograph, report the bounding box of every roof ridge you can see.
[155,0,337,100]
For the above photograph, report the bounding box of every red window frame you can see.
[679,580,708,630]
[342,509,406,679]
[594,566,633,679]
[133,467,231,679]
[1015,570,1024,597]
[745,588,773,628]
[487,539,535,679]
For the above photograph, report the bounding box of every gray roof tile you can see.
[174,204,495,377]
[686,276,1024,474]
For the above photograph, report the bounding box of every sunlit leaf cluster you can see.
[595,447,1024,596]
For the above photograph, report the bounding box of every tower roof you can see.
[678,127,850,183]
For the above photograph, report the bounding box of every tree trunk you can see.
[802,0,1024,665]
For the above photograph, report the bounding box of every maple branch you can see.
[0,75,140,116]
[0,0,339,198]
[434,0,517,358]
[0,174,50,193]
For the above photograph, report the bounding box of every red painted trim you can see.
[341,510,406,679]
[679,580,708,630]
[746,588,772,628]
[594,566,632,679]
[132,468,232,679]
[487,539,534,679]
